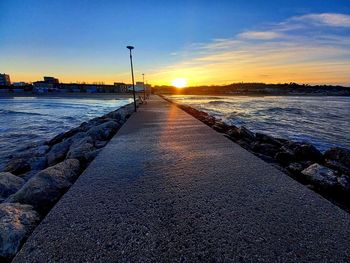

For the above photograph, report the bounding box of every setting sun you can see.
[171,78,187,88]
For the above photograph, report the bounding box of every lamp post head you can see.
[126,46,134,50]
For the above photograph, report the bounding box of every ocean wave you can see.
[208,100,230,105]
[255,107,305,115]
[0,109,46,116]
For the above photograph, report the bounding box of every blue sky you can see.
[1,0,350,85]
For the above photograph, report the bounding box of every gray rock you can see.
[7,159,80,212]
[337,175,350,193]
[20,170,39,182]
[282,142,323,162]
[47,126,82,146]
[46,139,72,166]
[251,142,280,157]
[286,163,304,174]
[35,145,50,156]
[5,159,31,175]
[255,133,283,147]
[8,145,49,160]
[87,120,119,141]
[67,143,95,162]
[275,151,295,165]
[0,203,39,261]
[28,157,47,171]
[226,126,240,139]
[70,135,93,149]
[0,173,25,200]
[84,149,102,163]
[301,163,338,189]
[212,121,229,133]
[238,126,255,141]
[325,159,350,176]
[94,140,108,149]
[324,147,350,169]
[294,144,323,162]
[106,111,123,122]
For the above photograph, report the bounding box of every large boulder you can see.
[28,156,47,171]
[294,144,323,162]
[337,175,350,193]
[0,203,39,261]
[238,126,255,141]
[255,133,283,147]
[211,121,229,133]
[301,163,338,189]
[84,149,102,163]
[5,159,31,176]
[94,140,108,149]
[251,142,280,157]
[46,138,73,166]
[324,147,350,167]
[9,145,49,160]
[324,147,350,174]
[67,143,95,163]
[0,173,25,200]
[69,135,94,149]
[87,120,120,141]
[283,142,323,162]
[286,162,304,174]
[274,151,295,165]
[47,126,82,146]
[7,159,80,212]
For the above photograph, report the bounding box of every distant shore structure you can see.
[0,73,11,86]
[0,74,150,94]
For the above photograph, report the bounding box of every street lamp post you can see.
[127,45,137,112]
[142,73,146,100]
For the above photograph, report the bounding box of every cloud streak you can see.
[290,13,350,28]
[150,13,350,86]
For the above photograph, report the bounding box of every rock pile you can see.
[161,96,350,211]
[0,102,135,261]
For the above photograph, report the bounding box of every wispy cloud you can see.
[290,13,350,28]
[149,13,350,86]
[238,31,282,40]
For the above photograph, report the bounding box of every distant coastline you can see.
[154,83,350,96]
[0,92,133,99]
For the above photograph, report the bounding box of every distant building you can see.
[0,73,11,86]
[44,76,59,84]
[33,76,60,92]
[13,82,28,87]
[128,82,144,92]
[114,82,128,93]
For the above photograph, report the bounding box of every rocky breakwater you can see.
[160,96,350,211]
[0,102,135,261]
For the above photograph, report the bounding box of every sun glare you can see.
[171,78,187,88]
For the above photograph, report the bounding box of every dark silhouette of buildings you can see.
[0,73,11,86]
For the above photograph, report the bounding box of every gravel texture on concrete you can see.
[14,96,350,262]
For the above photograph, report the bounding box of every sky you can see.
[1,0,350,86]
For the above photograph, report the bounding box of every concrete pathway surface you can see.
[14,96,350,262]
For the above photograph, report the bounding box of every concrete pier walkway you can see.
[14,96,350,262]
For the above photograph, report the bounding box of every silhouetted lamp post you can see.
[142,73,146,100]
[127,45,137,112]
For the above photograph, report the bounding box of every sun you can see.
[171,78,187,88]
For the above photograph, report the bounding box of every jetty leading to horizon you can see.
[14,96,350,262]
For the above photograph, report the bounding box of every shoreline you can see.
[0,101,138,261]
[157,92,350,97]
[0,92,133,99]
[160,95,350,212]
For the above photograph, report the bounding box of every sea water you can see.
[0,96,133,169]
[169,95,350,152]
